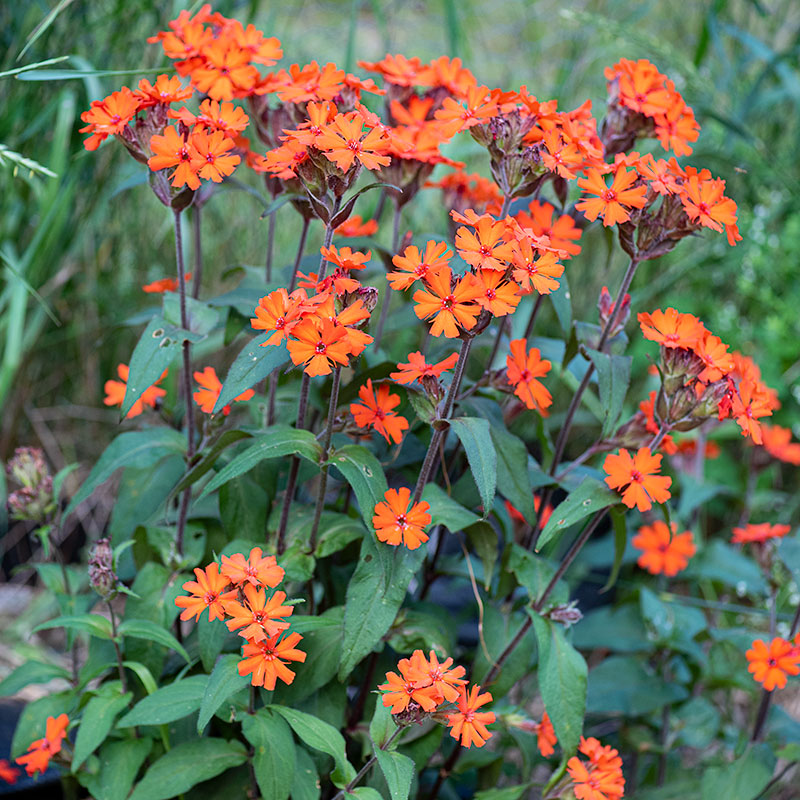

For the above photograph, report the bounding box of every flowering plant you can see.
[2,8,799,800]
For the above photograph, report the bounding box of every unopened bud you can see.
[547,601,583,628]
[88,538,118,600]
[598,286,631,337]
[6,447,54,523]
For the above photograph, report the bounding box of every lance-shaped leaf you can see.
[213,336,288,413]
[537,479,617,550]
[449,417,497,516]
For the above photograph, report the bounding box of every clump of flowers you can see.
[378,650,495,747]
[175,549,306,689]
[565,736,626,800]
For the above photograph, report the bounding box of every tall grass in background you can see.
[1,0,798,473]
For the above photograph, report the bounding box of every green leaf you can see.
[474,786,532,800]
[72,686,132,769]
[549,272,571,333]
[329,444,388,527]
[421,482,480,531]
[198,614,231,673]
[586,655,688,715]
[162,292,220,337]
[537,479,617,550]
[529,611,587,756]
[466,521,498,590]
[214,336,288,413]
[449,417,497,515]
[33,613,113,640]
[197,655,249,733]
[128,738,247,800]
[600,507,627,592]
[173,429,253,494]
[339,532,425,679]
[315,512,365,558]
[122,661,158,695]
[375,748,414,800]
[219,474,268,541]
[369,700,394,748]
[777,533,800,585]
[200,426,322,498]
[700,744,775,800]
[585,349,632,437]
[0,660,71,696]
[673,697,721,749]
[121,317,200,418]
[270,706,356,785]
[507,544,567,606]
[490,426,535,523]
[241,708,295,800]
[66,429,186,517]
[117,675,207,727]
[118,618,190,663]
[80,737,152,800]
[292,747,320,800]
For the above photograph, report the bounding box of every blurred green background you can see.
[1,0,799,471]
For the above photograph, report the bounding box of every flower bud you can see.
[6,447,54,524]
[597,285,630,338]
[547,602,583,628]
[88,538,118,600]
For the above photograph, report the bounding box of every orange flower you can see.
[174,562,238,622]
[514,200,582,258]
[730,379,773,445]
[632,521,695,576]
[231,21,282,65]
[251,288,308,345]
[693,332,734,384]
[603,448,672,512]
[455,214,514,272]
[350,379,409,444]
[731,523,792,545]
[320,245,371,272]
[506,339,552,413]
[135,74,194,107]
[534,712,557,757]
[193,366,254,415]
[79,87,141,150]
[0,760,19,784]
[190,128,241,182]
[16,714,69,777]
[576,166,647,226]
[434,84,497,135]
[258,138,309,178]
[407,650,467,703]
[142,274,193,293]
[746,638,800,691]
[637,308,706,349]
[447,685,495,748]
[316,113,391,172]
[510,240,564,295]
[238,632,307,689]
[286,318,351,376]
[170,99,249,137]
[412,268,482,338]
[566,736,625,800]
[761,424,800,466]
[104,363,167,419]
[388,241,452,291]
[223,585,294,641]
[190,41,259,101]
[379,665,440,714]
[390,351,459,384]
[680,176,738,234]
[474,269,521,317]
[335,215,379,237]
[372,487,431,550]
[221,547,285,588]
[148,125,203,189]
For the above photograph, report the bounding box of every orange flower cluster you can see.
[175,550,306,690]
[148,4,281,100]
[372,487,432,550]
[603,447,671,512]
[378,650,495,748]
[16,714,69,777]
[250,264,374,377]
[638,309,777,444]
[104,364,167,419]
[566,736,626,800]
[746,637,800,691]
[605,58,699,156]
[350,380,409,444]
[731,523,792,545]
[193,365,254,415]
[506,339,552,414]
[632,520,696,576]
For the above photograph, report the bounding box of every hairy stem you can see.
[191,205,202,299]
[373,201,403,349]
[413,337,473,504]
[174,209,195,556]
[265,211,276,282]
[107,600,128,694]
[309,367,341,551]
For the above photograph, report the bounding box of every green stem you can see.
[309,367,341,551]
